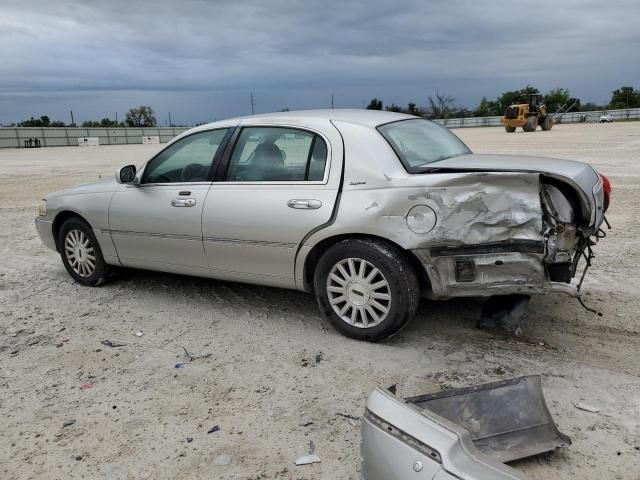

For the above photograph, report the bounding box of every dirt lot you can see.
[1,122,639,479]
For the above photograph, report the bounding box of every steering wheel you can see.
[181,163,208,182]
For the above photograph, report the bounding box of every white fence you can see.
[1,108,639,148]
[434,107,640,128]
[0,127,189,149]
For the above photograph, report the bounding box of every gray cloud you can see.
[1,0,638,124]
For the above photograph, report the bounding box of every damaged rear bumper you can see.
[361,376,570,480]
[413,246,581,299]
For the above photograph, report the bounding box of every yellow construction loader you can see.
[501,94,553,132]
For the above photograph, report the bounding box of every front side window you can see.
[142,129,228,183]
[225,127,327,182]
[377,119,471,172]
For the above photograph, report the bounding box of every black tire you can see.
[313,238,420,341]
[523,116,538,132]
[58,217,113,286]
[540,115,553,131]
[504,126,516,133]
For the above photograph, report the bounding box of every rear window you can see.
[377,119,471,172]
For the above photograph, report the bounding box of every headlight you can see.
[38,199,47,216]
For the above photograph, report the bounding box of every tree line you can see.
[366,85,640,119]
[15,106,158,128]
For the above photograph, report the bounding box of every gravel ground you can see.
[1,122,639,479]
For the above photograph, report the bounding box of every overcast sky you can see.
[1,0,638,125]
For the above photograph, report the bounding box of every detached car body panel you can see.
[36,110,609,340]
[362,377,570,480]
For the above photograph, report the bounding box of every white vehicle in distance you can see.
[35,110,611,341]
[599,114,614,122]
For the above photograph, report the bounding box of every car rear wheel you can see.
[59,217,113,286]
[313,238,419,341]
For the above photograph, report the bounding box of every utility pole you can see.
[70,110,75,127]
[168,112,172,127]
[115,112,118,124]
[331,94,335,109]
[250,92,255,115]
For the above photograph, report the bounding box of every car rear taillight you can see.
[600,172,611,211]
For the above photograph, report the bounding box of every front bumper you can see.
[35,217,57,252]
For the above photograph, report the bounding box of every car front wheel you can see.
[59,217,112,286]
[314,238,419,341]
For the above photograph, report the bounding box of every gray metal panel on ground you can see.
[406,376,571,463]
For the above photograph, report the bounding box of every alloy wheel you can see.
[326,258,391,328]
[64,229,96,277]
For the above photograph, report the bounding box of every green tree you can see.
[543,88,571,113]
[609,86,640,109]
[407,102,421,116]
[125,106,157,127]
[473,96,499,117]
[366,98,383,110]
[385,103,402,112]
[17,115,53,127]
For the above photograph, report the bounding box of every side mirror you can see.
[116,165,137,184]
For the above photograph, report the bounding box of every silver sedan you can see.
[35,110,611,341]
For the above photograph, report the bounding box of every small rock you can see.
[62,419,76,428]
[56,343,63,348]
[136,331,143,337]
[75,455,82,461]
[207,425,220,434]
[186,437,193,443]
[214,454,232,465]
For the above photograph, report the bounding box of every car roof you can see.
[188,109,416,132]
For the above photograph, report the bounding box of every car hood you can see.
[47,178,118,199]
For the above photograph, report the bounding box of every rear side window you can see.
[377,119,470,172]
[225,127,327,182]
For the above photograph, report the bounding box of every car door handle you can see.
[171,198,196,207]
[287,199,322,209]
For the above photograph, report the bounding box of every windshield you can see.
[377,119,471,171]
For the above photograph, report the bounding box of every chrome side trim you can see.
[105,229,296,249]
[108,229,202,242]
[203,237,296,248]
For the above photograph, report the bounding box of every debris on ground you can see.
[135,331,143,337]
[174,363,184,369]
[336,412,360,421]
[214,454,232,465]
[100,340,126,348]
[207,425,220,434]
[574,402,601,413]
[296,440,320,465]
[62,419,76,428]
[315,351,324,364]
[295,453,321,466]
[186,437,193,443]
[181,346,212,362]
[478,294,531,336]
[79,382,93,390]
